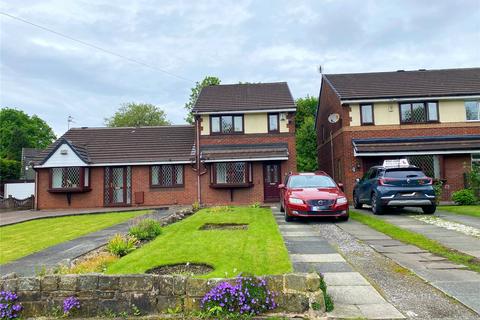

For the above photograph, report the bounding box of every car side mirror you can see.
[278,184,285,189]
[355,178,360,183]
[337,183,344,191]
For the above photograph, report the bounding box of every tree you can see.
[184,76,221,124]
[296,116,318,172]
[105,103,171,127]
[0,159,21,181]
[0,108,56,161]
[295,96,318,129]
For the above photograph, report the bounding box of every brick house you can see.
[32,82,297,209]
[315,68,480,201]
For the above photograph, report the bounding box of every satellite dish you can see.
[328,113,340,124]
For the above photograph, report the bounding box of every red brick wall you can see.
[36,167,104,209]
[36,165,198,209]
[131,166,197,206]
[443,155,471,200]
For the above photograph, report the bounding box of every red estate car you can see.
[279,172,349,222]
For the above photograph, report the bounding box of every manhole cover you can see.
[199,223,248,230]
[146,263,214,276]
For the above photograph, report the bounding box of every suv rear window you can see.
[384,169,426,178]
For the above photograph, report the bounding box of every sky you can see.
[1,0,479,136]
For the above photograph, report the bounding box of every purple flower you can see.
[63,296,80,316]
[0,291,22,319]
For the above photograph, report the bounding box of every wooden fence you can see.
[0,195,34,211]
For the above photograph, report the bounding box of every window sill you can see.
[150,185,184,189]
[48,187,91,193]
[210,183,253,189]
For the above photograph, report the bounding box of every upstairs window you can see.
[400,102,438,123]
[211,162,252,186]
[151,165,184,187]
[465,101,480,121]
[50,167,89,191]
[360,104,374,125]
[211,115,243,134]
[268,113,279,132]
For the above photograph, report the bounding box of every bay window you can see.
[210,115,243,134]
[465,101,480,121]
[400,101,438,123]
[50,167,90,191]
[151,164,184,187]
[211,162,252,187]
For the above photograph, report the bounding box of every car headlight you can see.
[336,197,348,205]
[289,197,304,205]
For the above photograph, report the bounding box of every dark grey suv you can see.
[353,165,436,214]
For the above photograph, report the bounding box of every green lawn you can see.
[0,210,150,264]
[107,206,292,278]
[350,210,480,273]
[439,206,480,218]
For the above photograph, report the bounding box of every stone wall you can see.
[0,273,325,318]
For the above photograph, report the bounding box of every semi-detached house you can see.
[32,82,297,209]
[316,68,480,201]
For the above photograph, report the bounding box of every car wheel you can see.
[280,202,285,212]
[285,211,293,222]
[422,205,436,214]
[337,215,349,222]
[371,192,384,215]
[353,192,362,209]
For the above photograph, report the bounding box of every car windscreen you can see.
[384,169,426,178]
[287,175,337,188]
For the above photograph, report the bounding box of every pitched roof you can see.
[192,82,296,113]
[324,68,480,101]
[34,126,195,166]
[353,135,480,155]
[200,143,289,162]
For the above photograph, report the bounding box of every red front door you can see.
[264,162,281,202]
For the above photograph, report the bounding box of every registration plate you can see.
[311,206,322,211]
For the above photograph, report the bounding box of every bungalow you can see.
[315,68,480,201]
[32,82,297,209]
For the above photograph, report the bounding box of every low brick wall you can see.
[0,273,325,318]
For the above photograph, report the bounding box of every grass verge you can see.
[439,206,480,218]
[350,210,480,273]
[0,210,150,264]
[107,206,292,277]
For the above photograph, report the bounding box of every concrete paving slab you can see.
[291,253,346,263]
[424,262,467,269]
[326,304,362,319]
[323,272,370,286]
[357,303,406,319]
[370,244,428,254]
[355,234,392,240]
[293,262,354,273]
[432,281,480,314]
[280,231,320,237]
[415,269,480,282]
[283,236,324,242]
[285,241,337,254]
[327,285,386,305]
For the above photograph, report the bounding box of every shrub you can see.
[106,234,138,257]
[192,201,201,212]
[452,189,478,205]
[65,252,118,274]
[128,219,162,241]
[201,275,276,316]
[250,202,261,208]
[63,296,80,317]
[0,291,22,319]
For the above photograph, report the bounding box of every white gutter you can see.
[34,160,192,168]
[195,108,296,115]
[354,150,480,157]
[341,95,480,104]
[204,157,288,163]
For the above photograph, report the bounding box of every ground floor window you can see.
[211,162,252,186]
[50,167,89,191]
[406,155,440,178]
[472,153,480,169]
[151,164,184,187]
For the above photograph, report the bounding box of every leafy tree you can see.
[105,103,171,127]
[0,108,56,161]
[184,76,221,124]
[296,116,318,172]
[295,96,318,129]
[0,159,21,181]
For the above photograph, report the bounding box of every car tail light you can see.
[419,178,433,185]
[379,178,395,186]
